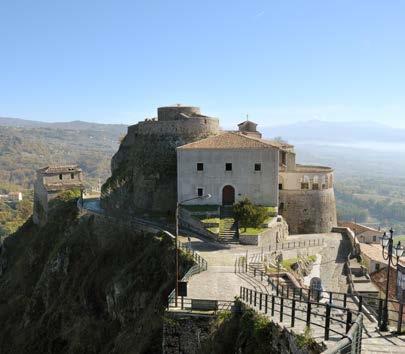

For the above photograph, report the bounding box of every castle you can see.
[102,105,337,234]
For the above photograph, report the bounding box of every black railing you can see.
[247,264,405,332]
[240,286,361,342]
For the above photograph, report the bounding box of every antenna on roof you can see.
[246,114,249,121]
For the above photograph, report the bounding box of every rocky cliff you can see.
[0,193,192,353]
[100,106,219,216]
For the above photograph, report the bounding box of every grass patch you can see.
[182,205,219,212]
[199,217,220,224]
[239,227,266,235]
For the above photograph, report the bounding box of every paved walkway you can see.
[180,232,405,353]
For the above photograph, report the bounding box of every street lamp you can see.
[174,193,211,307]
[379,228,405,331]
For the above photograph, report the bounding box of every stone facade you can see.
[101,105,219,215]
[33,165,84,226]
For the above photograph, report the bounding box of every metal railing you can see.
[322,314,363,354]
[247,262,405,332]
[240,286,363,344]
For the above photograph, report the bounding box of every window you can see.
[373,236,377,242]
[312,183,319,190]
[254,163,261,171]
[59,174,63,180]
[279,183,283,190]
[197,188,204,197]
[197,163,204,171]
[225,163,232,171]
[375,263,380,272]
[71,173,75,179]
[281,151,287,165]
[301,182,309,189]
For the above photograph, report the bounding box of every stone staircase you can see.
[219,206,238,243]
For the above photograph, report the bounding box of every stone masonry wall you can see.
[101,115,220,215]
[162,313,213,354]
[279,188,337,234]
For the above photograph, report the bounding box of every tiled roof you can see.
[38,165,82,174]
[338,222,380,235]
[360,243,388,264]
[177,132,280,150]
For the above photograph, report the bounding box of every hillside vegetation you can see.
[0,125,125,188]
[0,192,191,353]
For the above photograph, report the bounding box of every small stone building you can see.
[33,165,84,226]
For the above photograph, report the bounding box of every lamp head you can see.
[395,241,405,258]
[381,233,389,248]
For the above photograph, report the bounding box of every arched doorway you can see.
[222,185,235,205]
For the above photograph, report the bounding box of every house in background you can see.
[339,221,382,244]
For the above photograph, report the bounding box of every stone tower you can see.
[33,165,84,226]
[101,105,220,215]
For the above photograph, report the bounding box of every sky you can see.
[1,0,404,127]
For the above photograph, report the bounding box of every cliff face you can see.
[0,194,191,354]
[100,106,220,216]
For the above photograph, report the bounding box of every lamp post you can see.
[379,229,405,331]
[174,193,211,307]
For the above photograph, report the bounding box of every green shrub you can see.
[233,198,268,229]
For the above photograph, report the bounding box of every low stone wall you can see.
[162,312,213,354]
[179,208,219,241]
[332,227,359,256]
[239,216,289,247]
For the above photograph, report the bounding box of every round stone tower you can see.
[279,165,337,234]
[101,105,220,215]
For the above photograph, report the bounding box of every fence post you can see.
[240,287,242,298]
[397,303,403,334]
[346,311,352,333]
[261,271,263,282]
[300,288,303,301]
[343,293,347,308]
[259,293,263,311]
[280,297,284,322]
[265,294,268,314]
[358,296,363,312]
[291,299,296,327]
[329,292,333,304]
[271,295,275,316]
[325,303,331,340]
[378,298,383,327]
[254,291,257,307]
[306,302,312,327]
[250,289,253,304]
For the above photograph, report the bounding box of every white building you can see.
[177,122,279,207]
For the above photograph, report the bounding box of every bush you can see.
[233,198,268,229]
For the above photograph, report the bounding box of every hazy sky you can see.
[1,0,404,127]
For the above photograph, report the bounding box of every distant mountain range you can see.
[261,120,405,142]
[0,116,127,135]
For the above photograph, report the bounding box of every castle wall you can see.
[124,117,219,144]
[103,112,220,214]
[279,188,337,234]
